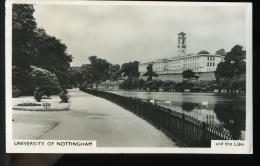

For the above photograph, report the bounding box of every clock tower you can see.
[177,32,186,57]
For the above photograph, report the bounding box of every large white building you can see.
[139,32,225,79]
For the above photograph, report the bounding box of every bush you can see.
[62,89,68,94]
[30,66,62,95]
[141,80,163,90]
[34,87,44,102]
[59,93,70,103]
[13,66,62,96]
[12,86,21,98]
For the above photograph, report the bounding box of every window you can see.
[207,62,209,66]
[213,63,215,66]
[210,62,212,66]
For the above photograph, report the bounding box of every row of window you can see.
[157,70,183,74]
[207,62,215,66]
[184,58,198,62]
[184,62,199,68]
[207,57,215,61]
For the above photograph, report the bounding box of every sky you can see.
[33,3,247,67]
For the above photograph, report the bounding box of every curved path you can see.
[38,89,178,147]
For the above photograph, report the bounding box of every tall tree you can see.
[68,67,83,87]
[215,45,246,80]
[109,64,121,81]
[32,28,73,88]
[120,61,140,78]
[12,4,37,69]
[80,64,94,84]
[88,56,110,82]
[143,64,158,81]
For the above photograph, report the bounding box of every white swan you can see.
[165,99,171,106]
[150,97,155,105]
[201,100,208,108]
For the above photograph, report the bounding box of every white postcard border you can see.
[5,0,253,154]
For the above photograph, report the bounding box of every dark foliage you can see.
[16,102,41,106]
[12,86,21,98]
[121,78,145,90]
[120,61,140,78]
[182,69,195,80]
[198,50,210,54]
[12,4,37,69]
[13,66,62,95]
[88,56,110,82]
[34,87,44,102]
[12,5,73,89]
[215,45,246,80]
[143,64,158,81]
[59,93,70,103]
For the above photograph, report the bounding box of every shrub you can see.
[30,66,62,95]
[59,93,70,103]
[34,87,44,102]
[12,86,21,98]
[13,66,62,96]
[62,89,68,94]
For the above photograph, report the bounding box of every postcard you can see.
[6,0,252,154]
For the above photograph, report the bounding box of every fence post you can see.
[182,114,186,146]
[129,97,132,111]
[202,122,206,147]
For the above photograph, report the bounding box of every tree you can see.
[182,69,195,80]
[143,64,158,81]
[198,50,210,54]
[68,67,83,87]
[12,65,62,95]
[215,49,226,56]
[12,4,74,89]
[215,45,246,80]
[162,80,176,90]
[120,61,140,78]
[80,64,95,84]
[88,56,110,82]
[12,4,37,69]
[32,28,73,88]
[109,64,121,81]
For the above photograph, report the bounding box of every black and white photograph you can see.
[6,1,252,153]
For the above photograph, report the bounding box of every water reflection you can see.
[109,91,246,140]
[154,100,245,140]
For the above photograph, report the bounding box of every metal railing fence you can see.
[79,87,237,147]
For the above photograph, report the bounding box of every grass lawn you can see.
[12,94,71,139]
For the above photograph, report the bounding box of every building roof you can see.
[178,32,186,35]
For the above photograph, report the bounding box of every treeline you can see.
[68,57,140,88]
[12,4,73,95]
[120,77,245,93]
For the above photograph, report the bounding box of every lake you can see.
[108,91,246,140]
